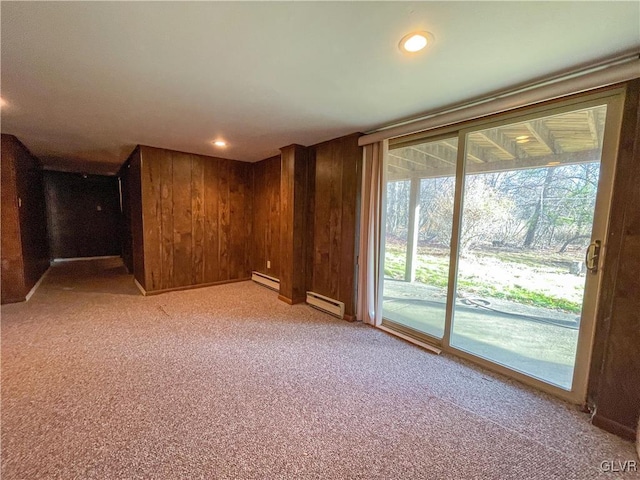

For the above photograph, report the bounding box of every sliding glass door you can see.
[382,136,457,339]
[380,90,624,401]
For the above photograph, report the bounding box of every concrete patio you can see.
[382,279,580,389]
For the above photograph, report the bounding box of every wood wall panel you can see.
[142,148,163,290]
[191,155,205,285]
[119,156,133,273]
[229,164,243,279]
[172,154,193,288]
[305,151,316,294]
[310,133,362,318]
[203,158,220,282]
[44,171,121,259]
[129,149,145,287]
[18,157,50,290]
[329,141,342,300]
[1,135,27,303]
[1,134,49,304]
[339,136,359,313]
[589,80,640,440]
[251,155,281,278]
[158,151,174,290]
[236,163,253,277]
[137,146,252,293]
[252,162,267,274]
[218,160,230,281]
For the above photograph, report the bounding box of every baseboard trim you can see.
[592,414,636,441]
[343,314,356,322]
[53,255,120,262]
[278,294,306,305]
[377,324,442,355]
[140,277,252,296]
[278,294,293,305]
[134,278,147,296]
[24,266,51,301]
[1,295,26,305]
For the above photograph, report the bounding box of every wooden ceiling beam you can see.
[387,153,415,172]
[525,120,557,154]
[409,145,456,165]
[476,129,517,159]
[408,146,447,163]
[586,111,600,149]
[441,139,485,163]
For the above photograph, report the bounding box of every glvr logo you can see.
[600,460,638,472]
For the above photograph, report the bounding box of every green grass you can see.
[491,251,573,271]
[384,246,581,313]
[415,265,450,288]
[458,282,581,313]
[384,252,407,279]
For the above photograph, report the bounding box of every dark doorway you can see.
[44,171,122,259]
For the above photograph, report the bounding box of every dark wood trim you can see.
[277,294,295,305]
[2,295,26,304]
[592,414,636,442]
[587,80,640,437]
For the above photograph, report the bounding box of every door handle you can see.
[585,240,601,273]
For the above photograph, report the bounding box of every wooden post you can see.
[279,144,309,304]
[405,176,420,282]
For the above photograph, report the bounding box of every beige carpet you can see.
[2,258,638,479]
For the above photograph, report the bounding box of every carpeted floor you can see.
[2,258,638,479]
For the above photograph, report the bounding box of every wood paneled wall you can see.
[251,135,362,317]
[309,133,362,318]
[1,134,49,304]
[44,171,121,259]
[589,80,640,440]
[136,146,252,293]
[121,136,362,316]
[251,155,281,278]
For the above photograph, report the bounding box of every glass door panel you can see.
[382,136,458,339]
[450,104,608,389]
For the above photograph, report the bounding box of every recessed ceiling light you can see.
[213,140,227,147]
[399,31,433,54]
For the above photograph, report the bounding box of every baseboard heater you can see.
[306,291,345,319]
[251,271,280,291]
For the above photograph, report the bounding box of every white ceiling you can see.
[1,1,639,174]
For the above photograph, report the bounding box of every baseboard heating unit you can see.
[251,271,280,291]
[306,291,345,319]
